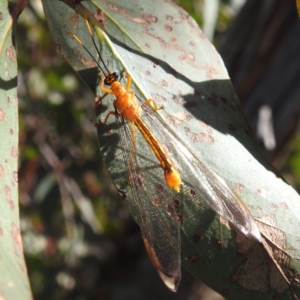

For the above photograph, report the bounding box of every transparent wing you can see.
[140,103,261,242]
[97,94,261,292]
[107,113,182,291]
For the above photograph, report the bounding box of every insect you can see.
[68,10,261,292]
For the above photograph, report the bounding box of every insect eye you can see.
[113,72,119,81]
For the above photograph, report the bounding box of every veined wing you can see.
[111,113,182,291]
[98,94,261,292]
[140,102,261,242]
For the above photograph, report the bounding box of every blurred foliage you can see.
[17,0,300,300]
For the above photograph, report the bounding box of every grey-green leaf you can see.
[43,0,300,298]
[0,1,32,299]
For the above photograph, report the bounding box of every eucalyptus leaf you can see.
[42,0,300,298]
[0,1,32,299]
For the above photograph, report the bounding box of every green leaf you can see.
[0,1,32,299]
[43,0,300,298]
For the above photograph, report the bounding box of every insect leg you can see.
[101,111,117,124]
[124,72,132,92]
[144,99,164,110]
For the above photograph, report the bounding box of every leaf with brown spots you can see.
[43,0,300,299]
[0,1,32,299]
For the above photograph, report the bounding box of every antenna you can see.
[67,9,110,76]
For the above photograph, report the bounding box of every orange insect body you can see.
[110,81,141,122]
[66,30,181,192]
[101,71,182,192]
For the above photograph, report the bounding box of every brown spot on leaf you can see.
[107,3,153,26]
[188,131,213,144]
[71,14,79,22]
[94,9,106,27]
[205,64,217,78]
[5,185,14,209]
[172,95,186,105]
[165,199,181,221]
[160,79,169,87]
[0,165,4,177]
[151,198,163,206]
[270,204,278,211]
[5,46,16,62]
[79,56,97,68]
[189,189,196,198]
[166,15,173,21]
[166,111,192,126]
[173,199,180,209]
[143,14,157,24]
[11,146,17,157]
[150,93,166,103]
[164,25,172,32]
[156,184,164,193]
[144,31,171,49]
[207,96,218,105]
[235,183,244,192]
[279,202,288,210]
[193,233,201,243]
[257,188,267,197]
[0,109,6,120]
[177,214,183,222]
[11,223,23,252]
[179,52,195,62]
